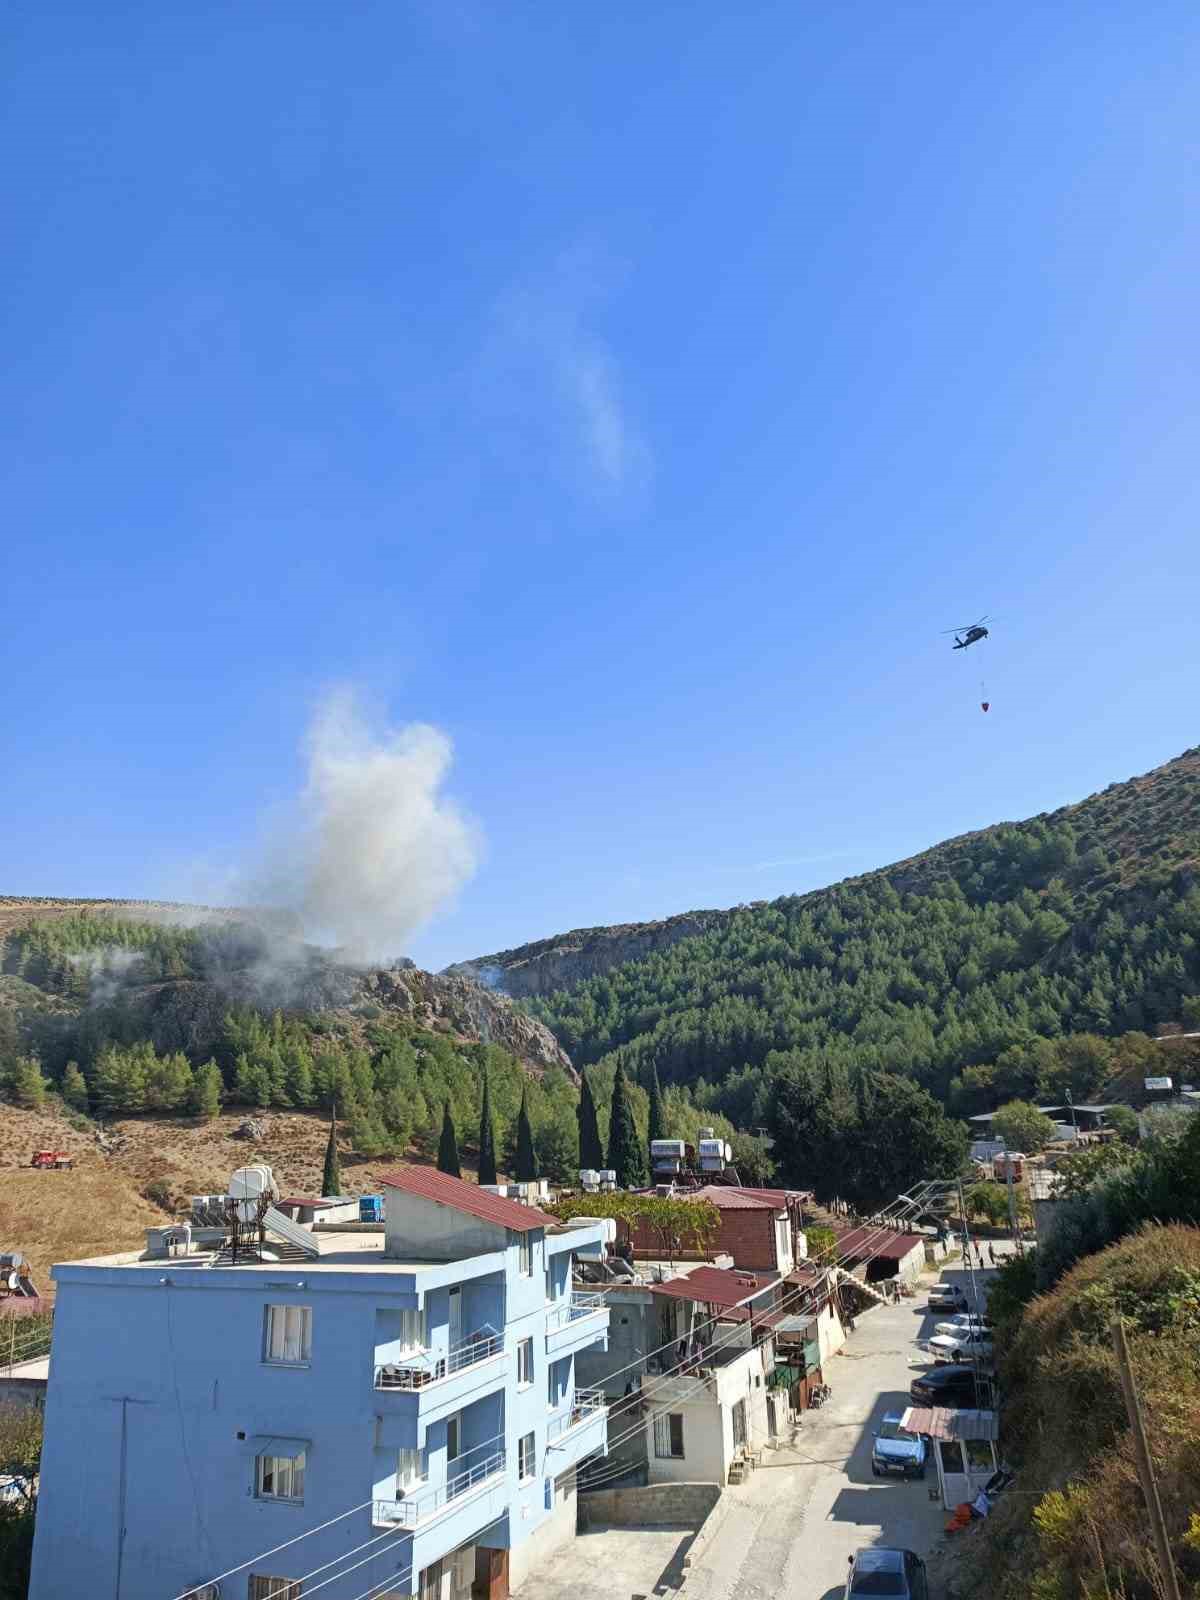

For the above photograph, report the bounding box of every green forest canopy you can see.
[0,916,733,1177]
[526,765,1200,1133]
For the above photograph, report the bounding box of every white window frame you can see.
[516,1337,534,1388]
[396,1446,426,1492]
[264,1305,312,1366]
[249,1578,302,1600]
[653,1413,685,1459]
[256,1450,306,1503]
[518,1430,536,1481]
[517,1233,533,1276]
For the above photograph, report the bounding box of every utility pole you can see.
[1111,1319,1182,1600]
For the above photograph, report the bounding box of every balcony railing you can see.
[546,1388,606,1441]
[547,1291,606,1330]
[375,1331,504,1391]
[372,1448,506,1528]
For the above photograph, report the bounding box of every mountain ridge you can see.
[456,744,1200,1002]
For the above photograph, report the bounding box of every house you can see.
[834,1225,926,1287]
[29,1165,613,1600]
[639,1266,786,1485]
[620,1185,809,1276]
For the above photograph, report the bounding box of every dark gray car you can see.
[845,1548,929,1598]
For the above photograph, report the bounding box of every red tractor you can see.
[30,1150,73,1170]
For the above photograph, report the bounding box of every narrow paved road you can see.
[686,1253,1011,1599]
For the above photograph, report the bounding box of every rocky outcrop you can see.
[448,908,742,1000]
[356,966,574,1077]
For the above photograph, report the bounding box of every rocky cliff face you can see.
[448,908,741,999]
[355,966,574,1076]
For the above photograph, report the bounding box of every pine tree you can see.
[437,1100,461,1178]
[193,1061,223,1120]
[607,1063,647,1188]
[514,1085,539,1182]
[478,1070,498,1186]
[60,1061,89,1113]
[577,1070,604,1171]
[322,1106,342,1196]
[647,1065,667,1152]
[13,1057,47,1109]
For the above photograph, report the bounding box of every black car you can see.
[909,1363,989,1407]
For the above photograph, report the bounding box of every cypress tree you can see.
[437,1100,461,1178]
[478,1070,498,1186]
[322,1104,341,1196]
[606,1063,647,1189]
[647,1065,667,1152]
[577,1070,604,1171]
[514,1085,539,1182]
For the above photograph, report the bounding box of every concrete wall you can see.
[508,1469,577,1588]
[578,1480,719,1529]
[384,1190,513,1260]
[813,1300,846,1366]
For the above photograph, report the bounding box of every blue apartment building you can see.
[29,1167,612,1600]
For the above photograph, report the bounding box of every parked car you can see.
[845,1548,929,1598]
[933,1313,992,1339]
[929,1328,994,1364]
[871,1412,927,1478]
[927,1282,968,1311]
[910,1363,989,1407]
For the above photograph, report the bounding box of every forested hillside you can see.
[524,747,1200,1129]
[0,914,731,1181]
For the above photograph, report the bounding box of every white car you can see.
[929,1328,994,1364]
[934,1313,993,1340]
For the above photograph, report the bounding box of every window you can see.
[545,1269,554,1304]
[264,1306,311,1365]
[653,1413,684,1459]
[256,1449,306,1502]
[518,1431,536,1481]
[517,1233,533,1276]
[517,1338,534,1387]
[249,1577,301,1600]
[183,1588,221,1600]
[446,1414,461,1463]
[398,1308,425,1354]
[397,1447,426,1490]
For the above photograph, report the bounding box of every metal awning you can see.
[900,1406,997,1443]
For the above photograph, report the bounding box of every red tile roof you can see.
[835,1225,926,1262]
[377,1166,556,1233]
[737,1186,814,1205]
[692,1186,778,1211]
[646,1265,777,1309]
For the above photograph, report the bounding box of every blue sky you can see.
[4,2,1199,971]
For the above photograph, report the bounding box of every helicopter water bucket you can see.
[981,701,989,713]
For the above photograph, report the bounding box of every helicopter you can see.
[943,616,990,650]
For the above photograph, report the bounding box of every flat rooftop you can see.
[60,1233,479,1275]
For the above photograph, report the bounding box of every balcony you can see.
[545,1388,608,1473]
[374,1332,507,1428]
[372,1446,507,1530]
[545,1291,609,1359]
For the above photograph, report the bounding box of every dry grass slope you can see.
[975,1223,1200,1600]
[0,1102,470,1299]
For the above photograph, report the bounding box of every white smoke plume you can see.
[262,688,481,964]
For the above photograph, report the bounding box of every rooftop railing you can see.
[372,1447,506,1528]
[375,1331,503,1391]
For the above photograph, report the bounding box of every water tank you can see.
[229,1165,278,1223]
[651,1139,686,1160]
[698,1139,730,1170]
[359,1195,383,1223]
[599,1169,617,1189]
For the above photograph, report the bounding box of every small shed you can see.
[901,1406,1000,1509]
